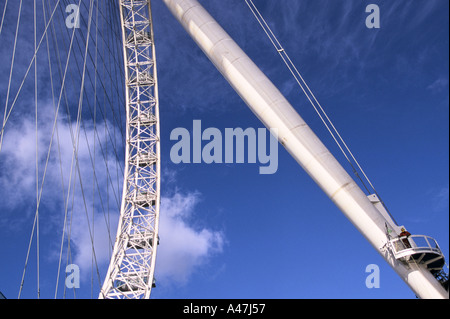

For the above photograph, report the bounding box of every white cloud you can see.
[70,207,119,280]
[0,102,226,292]
[69,170,226,289]
[156,193,225,284]
[0,119,39,210]
[155,191,225,286]
[0,102,122,284]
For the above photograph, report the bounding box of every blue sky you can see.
[0,0,448,299]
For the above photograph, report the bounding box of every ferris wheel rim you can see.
[98,0,161,299]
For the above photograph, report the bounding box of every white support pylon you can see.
[99,0,160,299]
[162,0,448,299]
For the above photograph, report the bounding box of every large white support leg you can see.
[162,0,448,299]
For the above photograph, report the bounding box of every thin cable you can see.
[0,0,8,35]
[39,0,69,299]
[1,0,23,153]
[245,0,399,224]
[58,0,123,211]
[91,0,99,299]
[0,0,62,152]
[71,0,103,293]
[48,0,83,298]
[34,0,40,299]
[245,1,375,191]
[49,2,121,297]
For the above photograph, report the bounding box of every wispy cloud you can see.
[427,77,449,94]
[431,186,449,213]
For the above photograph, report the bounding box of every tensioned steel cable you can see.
[0,0,63,152]
[0,0,8,35]
[1,0,23,154]
[244,0,398,225]
[2,0,125,298]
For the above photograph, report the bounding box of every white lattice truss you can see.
[99,0,160,299]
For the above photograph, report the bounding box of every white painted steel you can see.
[99,0,160,299]
[162,0,448,299]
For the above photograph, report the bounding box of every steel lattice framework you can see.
[99,0,160,299]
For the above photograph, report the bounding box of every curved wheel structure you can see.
[99,0,160,299]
